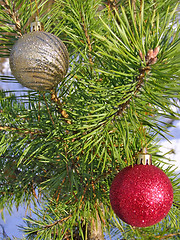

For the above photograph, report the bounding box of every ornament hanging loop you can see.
[30,16,43,32]
[136,148,152,165]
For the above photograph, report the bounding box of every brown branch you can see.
[115,66,149,116]
[154,232,180,239]
[0,125,43,135]
[80,13,93,65]
[30,214,73,236]
[107,0,118,12]
[94,165,120,183]
[44,215,72,229]
[0,155,16,160]
[79,181,89,208]
[31,180,39,202]
[89,209,104,240]
[50,90,71,124]
[140,0,143,17]
[131,0,137,20]
[2,0,22,36]
[43,93,55,125]
[107,0,120,25]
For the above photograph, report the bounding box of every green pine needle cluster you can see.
[0,0,180,239]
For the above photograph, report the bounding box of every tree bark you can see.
[89,210,104,240]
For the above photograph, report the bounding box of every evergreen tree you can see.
[0,0,180,239]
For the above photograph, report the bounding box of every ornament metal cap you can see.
[30,16,43,32]
[136,148,152,165]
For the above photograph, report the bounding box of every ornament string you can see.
[34,0,39,17]
[29,0,39,18]
[30,0,33,16]
[140,123,147,152]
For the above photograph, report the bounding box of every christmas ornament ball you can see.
[110,164,173,227]
[10,31,69,91]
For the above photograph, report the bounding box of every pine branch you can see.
[115,66,150,116]
[24,214,73,237]
[0,1,180,239]
[1,0,22,36]
[116,46,160,116]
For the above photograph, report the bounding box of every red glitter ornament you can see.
[110,152,173,227]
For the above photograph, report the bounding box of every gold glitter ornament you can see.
[10,18,69,91]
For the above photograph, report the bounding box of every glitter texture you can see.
[10,31,69,91]
[110,165,173,227]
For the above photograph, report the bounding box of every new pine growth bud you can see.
[146,49,154,61]
[153,46,160,58]
[140,46,160,65]
[139,50,144,61]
